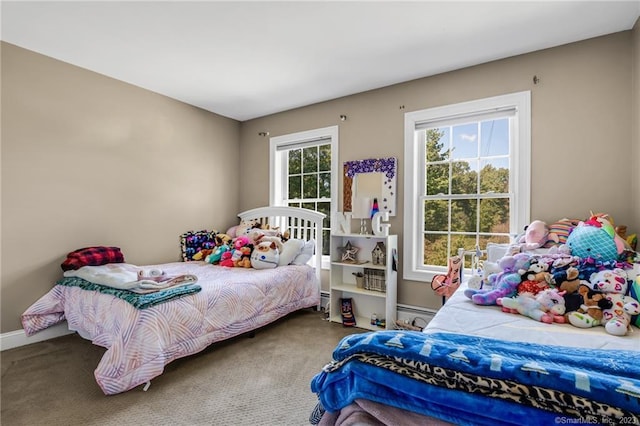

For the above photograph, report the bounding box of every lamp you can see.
[351,196,371,234]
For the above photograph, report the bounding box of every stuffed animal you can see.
[524,258,552,283]
[543,218,580,247]
[564,284,613,324]
[250,241,280,269]
[205,244,230,264]
[512,220,556,253]
[517,279,549,296]
[192,248,214,261]
[497,288,567,324]
[236,218,261,237]
[234,247,252,268]
[464,253,531,305]
[215,233,232,247]
[568,268,640,335]
[467,261,502,290]
[551,266,581,294]
[219,251,235,267]
[565,215,620,263]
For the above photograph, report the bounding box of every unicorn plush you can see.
[497,288,567,324]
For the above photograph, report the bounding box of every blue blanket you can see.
[56,276,201,309]
[311,331,640,426]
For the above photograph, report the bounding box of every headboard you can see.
[238,206,326,300]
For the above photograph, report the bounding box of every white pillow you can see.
[278,239,305,266]
[291,239,315,265]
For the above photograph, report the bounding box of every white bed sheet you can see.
[425,282,640,351]
[21,261,319,394]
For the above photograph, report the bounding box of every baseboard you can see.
[396,303,438,330]
[320,291,436,329]
[1,322,75,351]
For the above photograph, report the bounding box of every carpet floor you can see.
[1,309,363,426]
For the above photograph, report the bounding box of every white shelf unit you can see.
[329,233,397,331]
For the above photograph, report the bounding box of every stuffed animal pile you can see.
[187,218,313,270]
[466,212,640,336]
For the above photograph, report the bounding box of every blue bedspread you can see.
[56,276,201,309]
[311,331,640,426]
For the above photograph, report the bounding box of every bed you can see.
[21,206,325,395]
[310,248,640,426]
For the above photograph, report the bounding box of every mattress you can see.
[22,261,319,395]
[425,282,640,351]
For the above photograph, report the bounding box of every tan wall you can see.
[2,29,637,332]
[240,32,637,310]
[633,19,640,232]
[1,42,241,332]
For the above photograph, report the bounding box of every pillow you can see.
[486,243,509,263]
[180,230,218,261]
[543,218,580,247]
[291,239,315,265]
[278,239,305,266]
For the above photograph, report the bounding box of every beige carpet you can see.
[1,309,362,426]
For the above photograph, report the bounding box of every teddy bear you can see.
[234,247,252,268]
[567,268,640,335]
[564,284,613,324]
[551,266,581,294]
[464,252,532,305]
[497,288,567,324]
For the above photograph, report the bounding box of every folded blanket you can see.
[61,246,125,271]
[63,264,198,293]
[311,331,640,426]
[56,276,201,309]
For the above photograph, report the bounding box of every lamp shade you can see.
[352,197,371,219]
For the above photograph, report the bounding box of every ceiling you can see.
[2,1,639,121]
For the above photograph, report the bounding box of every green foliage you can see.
[423,128,510,267]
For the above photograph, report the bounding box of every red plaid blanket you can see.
[61,246,125,271]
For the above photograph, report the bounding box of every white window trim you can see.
[269,125,339,270]
[403,91,531,282]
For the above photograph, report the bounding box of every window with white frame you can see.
[403,92,531,282]
[270,126,338,261]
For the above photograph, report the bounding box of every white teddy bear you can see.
[568,268,640,336]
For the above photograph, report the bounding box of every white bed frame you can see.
[238,206,326,303]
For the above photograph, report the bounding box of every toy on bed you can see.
[466,259,501,290]
[510,220,558,253]
[563,284,613,324]
[497,288,567,323]
[180,230,218,261]
[205,244,230,264]
[250,241,280,269]
[567,268,640,335]
[565,214,623,263]
[464,252,532,305]
[219,235,253,268]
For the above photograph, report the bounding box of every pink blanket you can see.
[22,262,319,394]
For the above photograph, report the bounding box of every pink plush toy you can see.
[515,220,557,251]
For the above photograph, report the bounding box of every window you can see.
[403,92,531,282]
[270,126,338,264]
